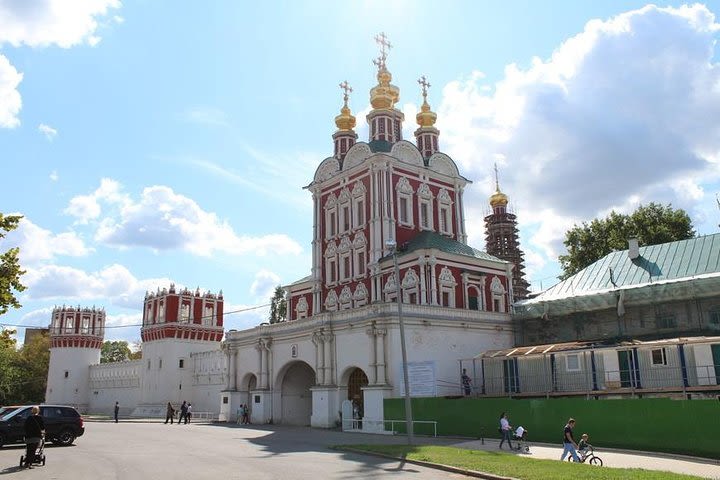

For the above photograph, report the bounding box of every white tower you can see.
[45,306,105,412]
[139,284,224,408]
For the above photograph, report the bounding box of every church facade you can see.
[219,36,514,429]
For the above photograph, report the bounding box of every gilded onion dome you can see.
[416,75,437,127]
[370,66,400,110]
[490,163,509,207]
[335,81,356,131]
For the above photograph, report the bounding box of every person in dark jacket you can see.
[165,402,175,424]
[23,406,44,469]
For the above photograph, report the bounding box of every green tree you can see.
[559,203,695,280]
[100,340,132,363]
[16,331,50,403]
[128,339,142,360]
[0,328,21,404]
[269,286,287,324]
[0,213,26,316]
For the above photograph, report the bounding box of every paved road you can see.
[0,422,465,480]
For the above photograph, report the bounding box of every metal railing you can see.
[463,364,720,398]
[342,418,438,437]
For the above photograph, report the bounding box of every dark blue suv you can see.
[0,405,84,447]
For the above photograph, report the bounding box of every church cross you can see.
[373,32,392,70]
[418,75,431,100]
[494,162,500,191]
[339,81,353,105]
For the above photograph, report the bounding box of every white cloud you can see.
[435,4,720,282]
[249,270,280,300]
[64,178,125,224]
[0,216,92,265]
[38,123,57,140]
[223,302,268,331]
[68,179,303,257]
[49,170,58,181]
[0,0,121,48]
[0,54,22,128]
[23,263,174,309]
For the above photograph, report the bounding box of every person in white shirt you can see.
[499,412,513,449]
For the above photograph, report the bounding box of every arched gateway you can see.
[277,361,315,426]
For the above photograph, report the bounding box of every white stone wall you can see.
[87,360,142,414]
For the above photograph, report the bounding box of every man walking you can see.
[114,402,119,423]
[165,402,175,424]
[560,418,580,462]
[461,369,472,396]
[177,401,187,425]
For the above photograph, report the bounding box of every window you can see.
[441,291,450,307]
[327,258,337,284]
[566,354,581,372]
[157,302,165,322]
[440,209,448,233]
[64,371,69,378]
[159,358,163,370]
[203,305,214,325]
[655,311,677,329]
[468,296,478,310]
[355,199,364,226]
[342,205,350,232]
[180,303,190,323]
[342,255,351,281]
[355,252,366,278]
[420,203,430,229]
[709,307,720,325]
[437,189,453,235]
[179,359,185,369]
[399,197,409,223]
[147,359,151,370]
[223,397,228,404]
[329,211,336,237]
[493,298,501,311]
[651,348,667,366]
[81,316,90,334]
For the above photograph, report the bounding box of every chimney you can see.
[628,238,639,260]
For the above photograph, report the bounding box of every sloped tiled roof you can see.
[532,233,720,301]
[395,230,504,262]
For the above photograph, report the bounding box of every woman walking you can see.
[23,406,44,469]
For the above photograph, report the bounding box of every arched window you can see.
[438,266,457,307]
[395,177,414,227]
[417,183,434,231]
[437,188,453,236]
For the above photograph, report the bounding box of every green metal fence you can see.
[384,396,720,459]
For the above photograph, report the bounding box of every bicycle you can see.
[567,445,603,466]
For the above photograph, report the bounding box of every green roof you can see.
[390,230,503,262]
[368,139,393,153]
[528,233,720,302]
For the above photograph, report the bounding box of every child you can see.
[578,433,592,460]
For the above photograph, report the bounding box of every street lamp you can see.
[385,239,414,444]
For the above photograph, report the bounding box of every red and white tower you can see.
[45,306,105,411]
[139,284,224,406]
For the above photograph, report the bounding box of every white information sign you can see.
[398,360,436,397]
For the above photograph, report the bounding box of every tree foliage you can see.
[269,286,287,324]
[100,340,132,363]
[0,329,50,404]
[128,340,142,360]
[0,213,26,316]
[558,203,695,280]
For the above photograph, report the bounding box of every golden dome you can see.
[416,76,436,127]
[489,188,509,207]
[335,81,356,131]
[416,100,437,127]
[490,163,508,207]
[370,67,399,110]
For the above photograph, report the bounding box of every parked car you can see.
[0,405,84,447]
[0,406,21,417]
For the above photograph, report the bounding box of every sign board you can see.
[398,360,436,397]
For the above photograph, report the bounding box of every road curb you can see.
[331,446,518,480]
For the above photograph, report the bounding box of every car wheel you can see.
[0,433,4,448]
[19,455,24,467]
[56,429,76,446]
[589,456,603,466]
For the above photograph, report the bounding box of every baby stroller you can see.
[512,426,530,453]
[19,435,46,468]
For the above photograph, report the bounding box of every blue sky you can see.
[2,1,720,344]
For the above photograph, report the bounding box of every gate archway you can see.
[278,361,315,425]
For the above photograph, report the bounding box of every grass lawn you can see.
[335,445,701,480]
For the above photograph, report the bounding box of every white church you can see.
[45,36,516,429]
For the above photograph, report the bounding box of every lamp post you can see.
[385,239,414,444]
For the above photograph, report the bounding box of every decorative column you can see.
[322,332,334,385]
[255,340,265,389]
[366,326,378,384]
[429,256,438,305]
[312,331,325,385]
[224,345,232,390]
[261,338,273,389]
[462,272,469,310]
[375,328,387,384]
[418,256,427,304]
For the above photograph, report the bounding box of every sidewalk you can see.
[445,437,720,479]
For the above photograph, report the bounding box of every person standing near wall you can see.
[165,402,175,424]
[114,402,119,423]
[560,418,580,462]
[498,412,513,449]
[177,401,187,425]
[185,403,192,424]
[461,369,472,396]
[23,406,44,469]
